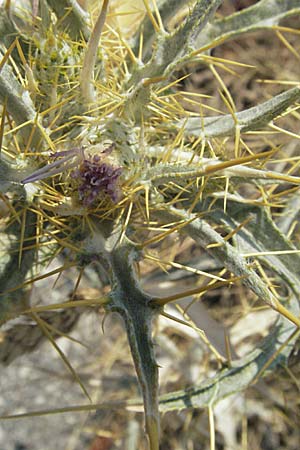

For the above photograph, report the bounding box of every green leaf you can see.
[154,199,300,412]
[159,205,300,326]
[127,0,221,87]
[0,6,19,46]
[203,199,300,296]
[158,309,299,412]
[277,191,300,234]
[196,0,300,51]
[180,87,300,138]
[0,54,44,148]
[131,0,188,62]
[45,0,90,40]
[0,209,36,325]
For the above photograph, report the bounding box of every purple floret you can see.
[71,155,122,205]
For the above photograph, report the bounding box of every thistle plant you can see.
[1,0,300,448]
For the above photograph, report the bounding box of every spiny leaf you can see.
[131,0,188,61]
[158,312,300,412]
[180,87,300,138]
[206,200,300,297]
[159,205,300,326]
[128,0,222,86]
[0,209,36,325]
[195,0,300,52]
[45,0,90,40]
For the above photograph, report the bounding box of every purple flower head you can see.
[71,154,122,205]
[21,144,123,207]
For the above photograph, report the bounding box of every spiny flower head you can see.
[71,154,122,205]
[22,145,123,208]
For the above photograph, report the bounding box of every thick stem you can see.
[107,240,161,450]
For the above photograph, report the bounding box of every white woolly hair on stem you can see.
[80,0,110,104]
